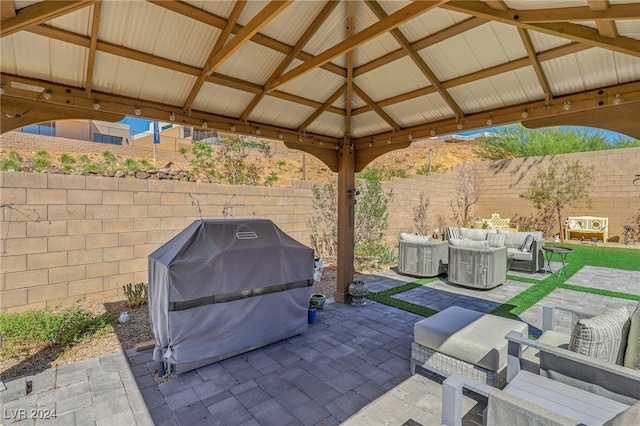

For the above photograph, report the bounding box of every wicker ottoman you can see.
[410,306,528,388]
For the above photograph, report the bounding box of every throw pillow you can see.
[446,226,460,241]
[518,233,534,252]
[400,233,432,243]
[569,307,631,364]
[623,304,640,369]
[487,233,506,248]
[449,238,489,249]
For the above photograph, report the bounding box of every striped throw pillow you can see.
[569,307,631,364]
[446,226,460,241]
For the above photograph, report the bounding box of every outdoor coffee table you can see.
[542,246,573,276]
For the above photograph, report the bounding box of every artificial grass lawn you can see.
[368,243,640,320]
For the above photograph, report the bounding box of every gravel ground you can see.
[1,264,339,382]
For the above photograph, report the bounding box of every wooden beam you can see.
[183,0,248,110]
[442,1,640,58]
[240,0,339,122]
[518,28,553,99]
[1,0,94,38]
[84,0,102,97]
[483,1,509,12]
[352,84,398,130]
[148,0,347,79]
[268,0,447,91]
[297,85,346,132]
[353,16,487,77]
[517,3,638,23]
[0,0,16,20]
[345,1,355,139]
[588,0,619,39]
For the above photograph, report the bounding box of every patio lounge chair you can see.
[397,233,448,277]
[442,303,640,425]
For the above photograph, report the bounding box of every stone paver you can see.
[2,265,638,425]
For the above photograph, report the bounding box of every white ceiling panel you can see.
[194,0,235,20]
[250,96,316,130]
[617,20,640,41]
[398,7,471,43]
[462,23,514,70]
[139,70,195,107]
[453,79,507,113]
[351,110,394,138]
[259,1,326,46]
[278,68,344,104]
[542,54,585,96]
[510,67,547,101]
[48,5,92,36]
[506,0,586,10]
[193,83,255,118]
[354,57,429,102]
[613,52,640,83]
[527,30,573,52]
[306,111,346,138]
[151,13,219,68]
[120,1,166,54]
[575,49,623,90]
[216,42,286,85]
[491,23,528,61]
[421,34,481,81]
[353,33,401,68]
[385,93,454,128]
[303,4,346,56]
[485,70,537,105]
[50,40,87,87]
[11,32,51,81]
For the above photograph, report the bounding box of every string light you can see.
[457,121,463,130]
[230,125,236,132]
[430,128,436,136]
[521,110,529,119]
[486,117,493,126]
[278,132,283,139]
[134,107,141,116]
[42,90,52,100]
[201,121,208,128]
[613,94,622,105]
[563,101,571,111]
[255,128,261,135]
[408,132,413,141]
[169,112,176,122]
[93,101,100,111]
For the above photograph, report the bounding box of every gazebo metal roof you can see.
[1,0,639,302]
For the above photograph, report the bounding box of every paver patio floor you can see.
[1,266,638,425]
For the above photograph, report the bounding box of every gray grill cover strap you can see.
[168,279,313,311]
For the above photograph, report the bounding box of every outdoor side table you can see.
[542,246,573,276]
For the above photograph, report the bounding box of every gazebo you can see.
[1,0,639,303]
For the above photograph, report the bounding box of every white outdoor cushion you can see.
[459,227,488,241]
[487,232,506,248]
[413,306,528,371]
[449,238,489,249]
[507,247,533,261]
[400,233,432,243]
[623,304,640,369]
[569,307,631,365]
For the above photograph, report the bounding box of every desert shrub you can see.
[0,151,22,171]
[413,192,430,235]
[123,157,140,171]
[59,153,76,172]
[34,150,51,172]
[123,282,148,307]
[102,150,117,165]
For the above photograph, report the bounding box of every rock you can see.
[136,171,150,179]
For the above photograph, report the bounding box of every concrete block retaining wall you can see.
[1,133,637,312]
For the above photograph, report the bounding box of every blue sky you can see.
[120,117,631,143]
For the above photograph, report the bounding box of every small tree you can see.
[520,158,595,241]
[451,164,482,227]
[189,142,219,183]
[413,192,430,235]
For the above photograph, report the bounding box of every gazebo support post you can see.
[334,141,356,304]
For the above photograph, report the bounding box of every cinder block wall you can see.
[0,172,314,312]
[1,132,637,312]
[473,148,640,240]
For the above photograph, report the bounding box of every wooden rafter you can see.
[352,85,398,130]
[365,0,464,119]
[268,0,448,91]
[518,3,637,23]
[182,1,247,111]
[442,0,640,58]
[239,0,339,122]
[587,0,619,39]
[483,0,508,12]
[149,0,346,79]
[84,0,102,97]
[297,85,346,132]
[344,0,355,139]
[517,27,552,100]
[0,0,16,20]
[1,0,94,38]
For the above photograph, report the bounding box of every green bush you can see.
[34,150,51,172]
[0,151,22,171]
[102,150,117,164]
[123,157,140,171]
[0,305,116,357]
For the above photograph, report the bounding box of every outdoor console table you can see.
[542,246,572,276]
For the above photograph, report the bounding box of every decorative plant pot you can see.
[308,308,317,324]
[348,279,368,307]
[311,294,326,309]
